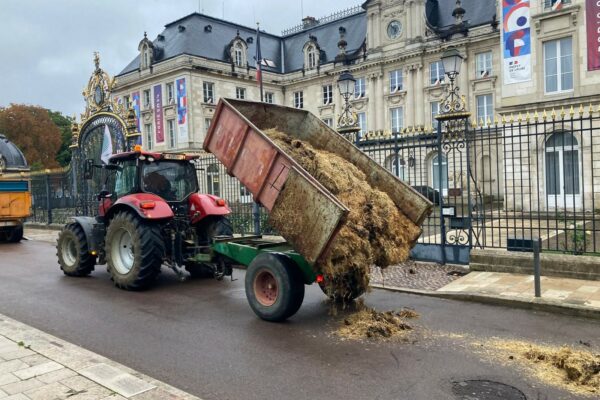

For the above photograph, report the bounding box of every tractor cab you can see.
[108,149,199,203]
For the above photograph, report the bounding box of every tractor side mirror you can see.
[84,159,94,180]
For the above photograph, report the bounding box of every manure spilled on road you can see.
[336,302,420,341]
[479,339,600,396]
[264,129,421,302]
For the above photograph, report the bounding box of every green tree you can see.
[48,110,73,167]
[0,104,62,170]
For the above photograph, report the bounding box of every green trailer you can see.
[189,236,317,322]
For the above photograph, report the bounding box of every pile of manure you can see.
[336,305,419,340]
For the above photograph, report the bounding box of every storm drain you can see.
[452,380,527,400]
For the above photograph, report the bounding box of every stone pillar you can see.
[405,66,414,128]
[406,3,413,42]
[376,72,385,131]
[368,74,377,132]
[368,13,374,49]
[415,64,424,126]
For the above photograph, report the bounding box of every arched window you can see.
[545,132,580,208]
[387,154,406,181]
[234,45,243,67]
[431,154,448,196]
[230,38,247,68]
[304,41,319,70]
[138,33,154,70]
[307,46,317,69]
[206,164,220,197]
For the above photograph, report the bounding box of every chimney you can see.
[302,16,318,29]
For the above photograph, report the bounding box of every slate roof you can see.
[425,0,497,31]
[118,11,366,76]
[118,2,496,76]
[0,134,28,170]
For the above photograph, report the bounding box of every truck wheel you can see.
[57,223,96,277]
[106,212,164,290]
[187,216,233,278]
[245,253,305,322]
[6,224,23,243]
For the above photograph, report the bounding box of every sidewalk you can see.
[0,313,199,400]
[373,269,600,319]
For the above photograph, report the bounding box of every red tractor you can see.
[56,148,233,290]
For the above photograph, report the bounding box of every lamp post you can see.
[336,70,360,140]
[438,48,468,117]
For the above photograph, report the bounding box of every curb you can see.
[24,223,63,231]
[370,284,600,320]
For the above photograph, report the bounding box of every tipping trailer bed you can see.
[203,98,433,269]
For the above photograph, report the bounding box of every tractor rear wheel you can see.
[57,223,96,277]
[187,216,233,278]
[6,224,23,243]
[106,212,164,290]
[245,253,305,322]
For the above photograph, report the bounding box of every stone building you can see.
[112,0,600,213]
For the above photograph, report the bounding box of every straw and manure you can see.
[264,129,421,301]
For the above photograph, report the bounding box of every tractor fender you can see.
[188,193,231,224]
[106,193,174,221]
[71,216,97,250]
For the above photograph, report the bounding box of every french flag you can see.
[551,0,562,11]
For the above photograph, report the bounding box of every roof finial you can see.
[453,0,466,25]
[144,31,147,39]
[93,51,100,71]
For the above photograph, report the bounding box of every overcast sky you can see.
[0,0,356,117]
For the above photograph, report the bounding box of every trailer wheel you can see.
[106,212,164,290]
[6,224,23,243]
[245,253,305,322]
[57,223,96,277]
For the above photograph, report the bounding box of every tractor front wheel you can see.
[57,223,96,277]
[245,253,305,322]
[105,212,164,290]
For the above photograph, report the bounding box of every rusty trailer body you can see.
[203,98,433,269]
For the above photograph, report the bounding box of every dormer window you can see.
[230,34,248,68]
[303,38,320,71]
[138,32,154,71]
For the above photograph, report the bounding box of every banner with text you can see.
[176,77,188,143]
[153,84,164,143]
[502,0,532,84]
[587,0,600,71]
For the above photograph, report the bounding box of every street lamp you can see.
[336,70,360,138]
[439,47,467,117]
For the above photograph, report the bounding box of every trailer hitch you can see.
[167,261,190,282]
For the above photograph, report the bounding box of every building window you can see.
[322,85,333,105]
[354,77,366,99]
[545,132,580,208]
[431,102,440,130]
[307,45,318,69]
[544,37,573,94]
[476,52,492,78]
[203,82,214,103]
[206,164,220,197]
[431,154,448,196]
[166,83,174,104]
[265,92,274,104]
[322,118,333,127]
[476,94,494,125]
[544,0,571,10]
[234,45,244,67]
[430,61,445,85]
[390,107,403,134]
[144,123,153,149]
[124,95,131,109]
[389,69,403,93]
[143,89,151,108]
[236,87,246,99]
[357,112,367,137]
[387,155,407,181]
[167,120,176,148]
[294,91,303,109]
[205,117,212,132]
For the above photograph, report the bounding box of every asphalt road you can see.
[0,239,598,400]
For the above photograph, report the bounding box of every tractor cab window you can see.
[142,160,197,201]
[114,160,137,197]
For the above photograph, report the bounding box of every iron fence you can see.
[28,106,600,263]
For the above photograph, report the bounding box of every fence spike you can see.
[597,103,600,114]
[560,106,566,119]
[471,119,477,128]
[517,112,523,123]
[534,110,539,121]
[578,104,584,117]
[494,115,499,125]
[589,103,594,116]
[551,109,557,120]
[501,114,507,125]
[525,112,531,122]
[542,109,548,120]
[486,116,492,126]
[477,117,483,127]
[509,113,515,123]
[568,106,574,118]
